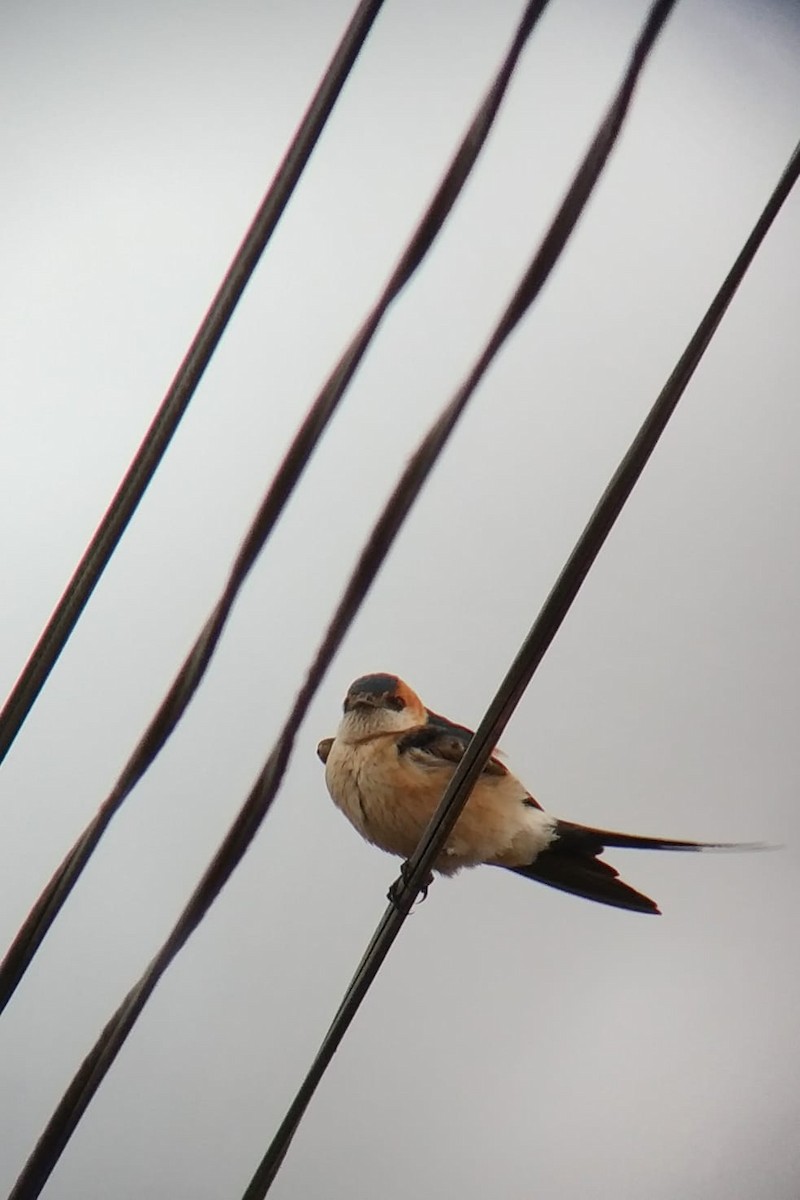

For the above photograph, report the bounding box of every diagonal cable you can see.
[0,0,552,1017]
[7,4,678,1197]
[0,0,386,770]
[243,133,800,1200]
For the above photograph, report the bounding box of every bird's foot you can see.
[387,862,435,910]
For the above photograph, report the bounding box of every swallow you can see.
[317,673,763,915]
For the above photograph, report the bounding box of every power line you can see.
[0,0,551,1019]
[242,136,800,1200]
[0,0,386,770]
[6,3,684,1197]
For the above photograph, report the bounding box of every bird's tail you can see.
[554,820,765,855]
[506,821,766,916]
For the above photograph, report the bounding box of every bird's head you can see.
[337,673,425,739]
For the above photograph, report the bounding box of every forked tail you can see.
[505,820,767,915]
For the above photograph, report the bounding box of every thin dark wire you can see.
[243,135,800,1200]
[0,0,552,1019]
[6,4,676,1197]
[0,0,386,771]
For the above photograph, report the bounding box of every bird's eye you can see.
[386,695,406,711]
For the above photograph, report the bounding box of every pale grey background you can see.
[1,1,799,1197]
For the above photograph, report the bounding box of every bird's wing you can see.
[316,737,334,763]
[398,715,543,806]
[397,723,502,771]
[508,849,661,914]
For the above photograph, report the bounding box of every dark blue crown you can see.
[346,673,399,699]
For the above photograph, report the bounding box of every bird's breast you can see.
[324,735,418,858]
[323,733,555,873]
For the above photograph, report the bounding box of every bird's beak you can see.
[344,692,381,713]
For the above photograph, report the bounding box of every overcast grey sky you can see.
[2,1,800,1197]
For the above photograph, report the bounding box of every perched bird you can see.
[318,672,761,915]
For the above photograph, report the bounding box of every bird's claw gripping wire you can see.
[387,862,434,910]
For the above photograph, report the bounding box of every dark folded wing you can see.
[508,852,661,914]
[397,720,508,778]
[316,737,334,764]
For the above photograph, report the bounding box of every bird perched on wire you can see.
[317,672,762,915]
